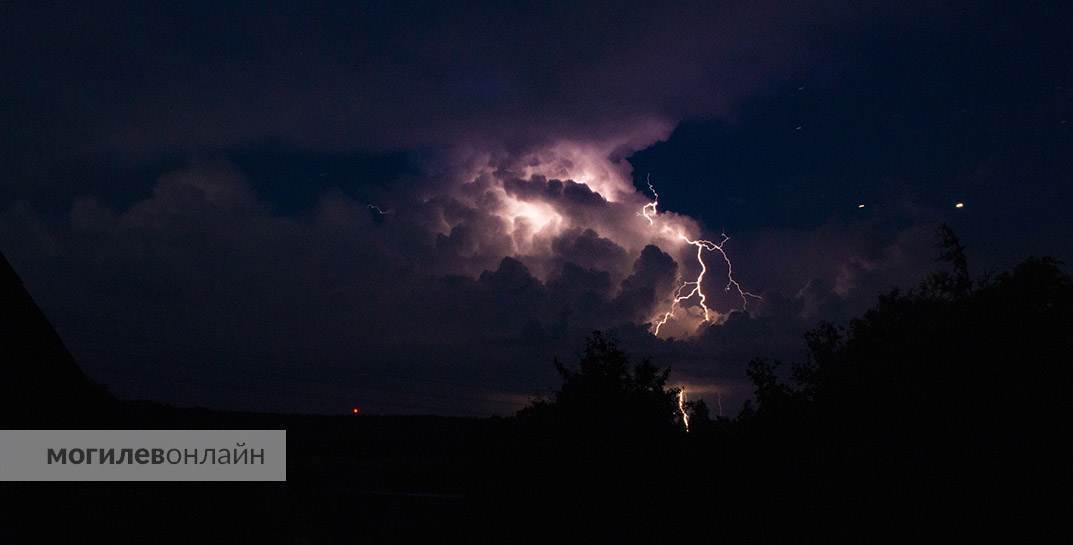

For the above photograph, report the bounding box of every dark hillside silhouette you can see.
[1,250,113,426]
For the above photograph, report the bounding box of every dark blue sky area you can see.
[629,16,1072,266]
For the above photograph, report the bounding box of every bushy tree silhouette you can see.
[518,331,684,435]
[739,225,1073,540]
[474,332,690,543]
[747,226,1072,431]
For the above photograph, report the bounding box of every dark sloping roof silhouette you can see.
[1,250,112,426]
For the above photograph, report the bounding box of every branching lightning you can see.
[642,182,761,336]
[641,174,659,226]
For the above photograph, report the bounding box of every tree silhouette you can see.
[738,225,1073,540]
[748,226,1072,428]
[473,332,692,543]
[518,331,684,434]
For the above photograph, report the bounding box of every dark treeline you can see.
[3,226,1071,543]
[472,226,1072,542]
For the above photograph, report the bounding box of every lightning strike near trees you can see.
[642,182,761,336]
[677,389,690,431]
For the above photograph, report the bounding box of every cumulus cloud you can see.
[0,139,945,417]
[0,2,949,415]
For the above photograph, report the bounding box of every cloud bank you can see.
[1,2,957,415]
[1,139,938,416]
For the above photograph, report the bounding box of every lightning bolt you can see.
[367,204,391,215]
[640,174,659,226]
[677,389,690,431]
[642,181,761,336]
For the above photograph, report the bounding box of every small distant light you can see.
[955,202,965,208]
[857,203,865,209]
[351,407,361,415]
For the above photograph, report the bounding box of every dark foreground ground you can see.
[4,408,477,544]
[3,399,1067,545]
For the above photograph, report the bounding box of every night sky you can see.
[2,2,1071,415]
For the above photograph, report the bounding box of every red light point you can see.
[351,407,361,415]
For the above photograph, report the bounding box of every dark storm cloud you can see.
[0,157,994,414]
[2,1,908,171]
[550,229,629,273]
[503,176,608,209]
[0,158,854,414]
[612,245,679,322]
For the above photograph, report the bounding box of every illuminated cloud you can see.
[2,2,1003,416]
